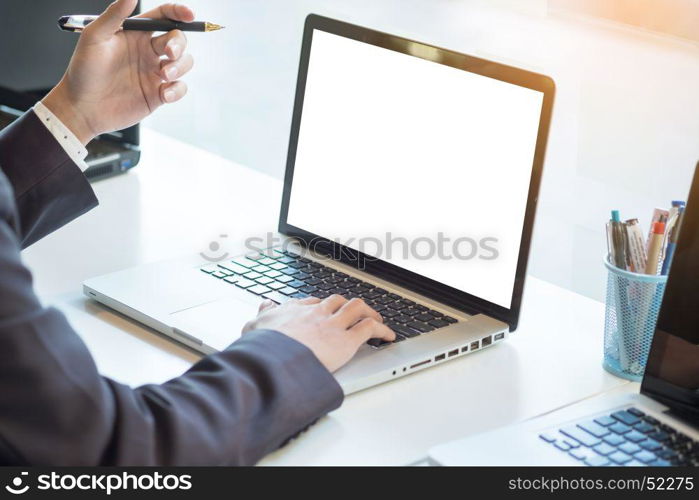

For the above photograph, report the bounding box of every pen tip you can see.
[205,22,224,32]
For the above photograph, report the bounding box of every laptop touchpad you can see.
[169,296,261,351]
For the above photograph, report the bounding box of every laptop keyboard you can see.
[540,407,699,466]
[200,248,458,348]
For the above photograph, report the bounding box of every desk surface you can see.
[23,129,629,465]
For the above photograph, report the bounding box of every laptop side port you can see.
[494,332,505,341]
[482,335,492,347]
[470,341,480,351]
[435,353,446,361]
[410,359,431,369]
[448,349,459,357]
[461,345,469,353]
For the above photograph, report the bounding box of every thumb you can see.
[85,0,138,40]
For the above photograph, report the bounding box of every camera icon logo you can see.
[5,472,29,495]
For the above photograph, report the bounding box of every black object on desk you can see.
[0,0,142,182]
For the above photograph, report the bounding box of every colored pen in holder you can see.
[603,256,667,381]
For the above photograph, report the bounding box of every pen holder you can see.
[603,256,667,381]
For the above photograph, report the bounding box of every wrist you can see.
[41,83,96,145]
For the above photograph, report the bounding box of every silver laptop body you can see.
[428,391,699,466]
[83,15,555,395]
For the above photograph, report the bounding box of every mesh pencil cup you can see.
[603,256,667,381]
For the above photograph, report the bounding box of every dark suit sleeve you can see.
[0,111,344,465]
[0,110,98,248]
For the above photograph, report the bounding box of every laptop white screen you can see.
[286,29,544,309]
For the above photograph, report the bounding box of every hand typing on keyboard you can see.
[202,248,460,349]
[242,295,395,372]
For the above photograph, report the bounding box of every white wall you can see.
[142,0,699,302]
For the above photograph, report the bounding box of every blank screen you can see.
[287,30,544,308]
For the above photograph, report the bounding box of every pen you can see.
[644,221,665,275]
[609,210,628,270]
[607,210,633,371]
[661,206,684,275]
[58,15,224,33]
[646,207,669,256]
[624,218,647,273]
[667,200,686,227]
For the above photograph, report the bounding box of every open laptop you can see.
[83,15,555,394]
[0,0,141,182]
[429,163,699,466]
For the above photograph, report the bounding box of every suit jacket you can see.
[0,110,343,465]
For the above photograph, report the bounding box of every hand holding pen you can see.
[43,0,202,145]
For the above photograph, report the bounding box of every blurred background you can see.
[139,0,699,302]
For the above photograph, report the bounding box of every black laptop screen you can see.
[642,163,699,425]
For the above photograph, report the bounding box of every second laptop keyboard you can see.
[200,248,458,347]
[539,407,699,467]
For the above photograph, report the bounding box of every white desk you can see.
[23,129,630,466]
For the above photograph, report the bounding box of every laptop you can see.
[83,15,555,394]
[0,0,141,182]
[429,164,699,466]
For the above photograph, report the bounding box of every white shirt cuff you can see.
[33,101,90,172]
